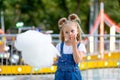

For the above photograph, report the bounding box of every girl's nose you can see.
[69,32,72,36]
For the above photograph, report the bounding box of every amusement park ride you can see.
[0,2,120,75]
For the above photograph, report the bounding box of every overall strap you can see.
[60,42,64,54]
[77,42,80,48]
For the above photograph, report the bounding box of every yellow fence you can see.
[0,52,120,75]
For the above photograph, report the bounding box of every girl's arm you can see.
[72,43,84,64]
[53,56,58,65]
[71,35,84,64]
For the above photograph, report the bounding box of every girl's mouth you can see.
[69,37,73,39]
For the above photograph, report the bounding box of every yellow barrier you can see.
[0,52,120,75]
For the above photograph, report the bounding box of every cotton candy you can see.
[14,30,60,68]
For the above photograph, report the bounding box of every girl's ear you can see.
[58,17,67,29]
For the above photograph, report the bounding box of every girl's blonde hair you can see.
[58,13,83,42]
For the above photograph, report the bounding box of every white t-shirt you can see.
[56,42,86,54]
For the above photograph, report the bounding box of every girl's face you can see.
[63,22,78,41]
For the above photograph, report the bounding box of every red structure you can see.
[0,29,4,34]
[83,2,120,59]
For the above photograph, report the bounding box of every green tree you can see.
[1,0,120,34]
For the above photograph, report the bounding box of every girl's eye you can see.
[65,31,68,34]
[71,30,74,33]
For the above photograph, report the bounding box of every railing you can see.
[52,34,120,53]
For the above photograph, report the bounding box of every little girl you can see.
[54,13,86,80]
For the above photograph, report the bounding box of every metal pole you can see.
[1,11,5,33]
[89,0,94,55]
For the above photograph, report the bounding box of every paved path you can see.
[0,74,54,80]
[81,68,120,80]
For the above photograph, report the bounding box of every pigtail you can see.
[58,17,67,30]
[68,13,81,24]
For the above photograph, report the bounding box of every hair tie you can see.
[58,17,67,29]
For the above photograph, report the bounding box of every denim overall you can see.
[55,42,82,80]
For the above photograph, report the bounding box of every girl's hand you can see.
[70,35,77,47]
